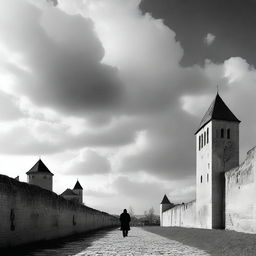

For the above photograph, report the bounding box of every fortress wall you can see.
[162,200,196,228]
[225,147,256,233]
[0,175,119,248]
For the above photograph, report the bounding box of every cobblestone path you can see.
[75,227,209,256]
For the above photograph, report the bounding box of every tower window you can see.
[207,128,209,143]
[200,175,203,183]
[199,136,200,150]
[204,132,206,146]
[221,128,224,138]
[207,173,209,182]
[227,129,230,139]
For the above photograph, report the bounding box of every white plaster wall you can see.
[162,201,196,228]
[196,122,212,229]
[225,147,256,233]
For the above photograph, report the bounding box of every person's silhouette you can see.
[119,209,131,237]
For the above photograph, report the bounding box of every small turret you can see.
[73,180,83,204]
[160,194,174,226]
[26,159,54,191]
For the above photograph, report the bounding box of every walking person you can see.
[120,209,131,237]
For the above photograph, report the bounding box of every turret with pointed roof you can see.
[161,194,171,204]
[26,159,53,191]
[72,180,83,204]
[73,180,83,190]
[160,194,174,226]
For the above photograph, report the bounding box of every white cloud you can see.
[204,33,216,46]
[180,95,212,117]
[223,57,255,84]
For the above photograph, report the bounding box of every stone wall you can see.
[225,147,256,233]
[162,200,196,228]
[0,175,118,248]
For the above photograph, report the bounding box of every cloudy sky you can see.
[1,0,256,215]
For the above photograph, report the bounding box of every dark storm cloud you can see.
[140,0,256,66]
[0,0,122,116]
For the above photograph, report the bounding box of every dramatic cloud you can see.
[0,0,122,117]
[140,0,256,66]
[1,0,256,214]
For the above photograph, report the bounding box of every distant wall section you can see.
[162,200,196,228]
[0,175,118,248]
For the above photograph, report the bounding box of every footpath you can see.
[143,226,256,256]
[75,227,208,256]
[4,226,255,255]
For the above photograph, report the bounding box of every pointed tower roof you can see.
[195,93,240,134]
[73,180,83,190]
[161,194,171,204]
[26,159,54,176]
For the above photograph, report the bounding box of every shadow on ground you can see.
[143,226,256,256]
[0,227,117,256]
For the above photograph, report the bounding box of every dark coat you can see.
[120,212,131,230]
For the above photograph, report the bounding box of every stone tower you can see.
[73,180,83,204]
[195,93,240,229]
[26,159,54,191]
[160,194,174,226]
